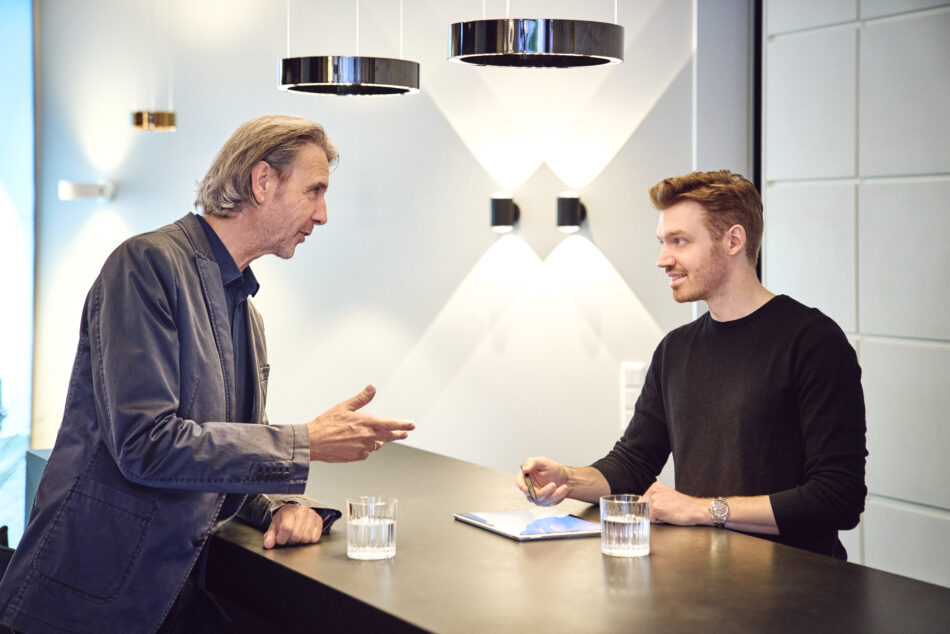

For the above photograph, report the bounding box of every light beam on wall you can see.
[375,233,663,471]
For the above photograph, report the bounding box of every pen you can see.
[521,466,538,503]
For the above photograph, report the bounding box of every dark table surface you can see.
[208,443,950,633]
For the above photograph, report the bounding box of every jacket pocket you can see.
[33,477,155,603]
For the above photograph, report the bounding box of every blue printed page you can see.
[460,509,599,536]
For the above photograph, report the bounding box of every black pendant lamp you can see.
[280,56,419,96]
[449,17,623,68]
[280,1,419,96]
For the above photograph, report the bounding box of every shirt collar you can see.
[197,215,260,298]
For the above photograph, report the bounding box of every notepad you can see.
[454,509,601,541]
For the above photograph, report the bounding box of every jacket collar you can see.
[175,212,216,261]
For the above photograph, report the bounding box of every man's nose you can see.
[657,246,673,269]
[313,202,327,226]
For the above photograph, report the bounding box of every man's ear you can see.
[726,224,746,257]
[249,160,275,205]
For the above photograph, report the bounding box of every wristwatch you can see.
[709,497,729,528]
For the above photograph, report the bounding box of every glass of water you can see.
[347,496,397,560]
[600,494,650,557]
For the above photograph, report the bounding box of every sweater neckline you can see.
[703,295,789,331]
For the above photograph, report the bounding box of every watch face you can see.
[710,498,729,522]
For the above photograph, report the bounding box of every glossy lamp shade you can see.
[131,111,176,131]
[448,18,623,68]
[491,194,520,233]
[557,193,586,233]
[279,56,420,95]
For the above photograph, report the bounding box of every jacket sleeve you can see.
[87,237,310,494]
[591,344,671,494]
[237,494,342,534]
[769,318,868,536]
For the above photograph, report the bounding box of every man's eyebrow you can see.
[657,229,687,240]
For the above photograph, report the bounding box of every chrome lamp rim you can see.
[279,55,420,96]
[448,18,624,68]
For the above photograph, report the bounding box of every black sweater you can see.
[592,295,867,558]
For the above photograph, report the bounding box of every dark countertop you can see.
[208,443,950,633]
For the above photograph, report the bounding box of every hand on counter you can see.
[263,503,324,549]
[307,384,415,463]
[641,481,707,525]
[642,481,779,534]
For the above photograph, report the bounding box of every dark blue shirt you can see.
[197,215,259,425]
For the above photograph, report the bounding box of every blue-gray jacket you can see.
[0,214,318,633]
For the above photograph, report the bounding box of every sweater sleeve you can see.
[769,317,868,537]
[591,345,671,494]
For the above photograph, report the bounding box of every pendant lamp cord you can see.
[399,0,404,59]
[286,0,291,58]
[355,0,360,56]
[149,0,156,110]
[166,0,173,110]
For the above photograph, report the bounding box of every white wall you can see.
[763,0,950,587]
[32,0,754,474]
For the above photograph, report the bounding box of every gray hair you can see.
[195,114,339,216]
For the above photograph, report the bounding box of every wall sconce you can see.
[58,180,116,201]
[491,192,520,233]
[557,192,586,233]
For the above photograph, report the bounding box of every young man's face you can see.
[655,199,729,304]
[257,142,331,260]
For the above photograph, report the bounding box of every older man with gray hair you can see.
[0,115,414,633]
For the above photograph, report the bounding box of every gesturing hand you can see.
[307,384,415,463]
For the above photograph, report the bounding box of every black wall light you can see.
[491,193,520,233]
[557,192,586,233]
